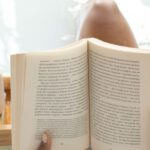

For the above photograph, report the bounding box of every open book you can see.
[11,38,150,150]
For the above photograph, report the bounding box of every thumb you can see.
[37,132,52,150]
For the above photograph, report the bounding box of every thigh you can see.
[79,0,138,48]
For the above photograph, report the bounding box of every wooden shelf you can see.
[0,76,11,146]
[0,125,11,146]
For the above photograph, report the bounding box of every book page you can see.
[19,40,89,150]
[89,39,150,150]
[11,54,26,150]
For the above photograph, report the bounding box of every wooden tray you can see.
[0,125,11,146]
[0,76,11,146]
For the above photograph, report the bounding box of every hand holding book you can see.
[37,132,51,150]
[12,38,150,150]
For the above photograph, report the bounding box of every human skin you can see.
[37,133,51,150]
[79,0,138,48]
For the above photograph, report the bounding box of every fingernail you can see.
[42,133,48,144]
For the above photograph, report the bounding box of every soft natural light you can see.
[0,0,150,74]
[116,0,150,48]
[0,0,18,73]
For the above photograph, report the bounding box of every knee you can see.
[79,0,121,39]
[93,0,119,12]
[79,0,138,47]
[87,0,120,23]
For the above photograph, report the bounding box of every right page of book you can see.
[88,39,150,150]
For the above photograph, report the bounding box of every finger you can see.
[43,132,52,150]
[37,132,52,150]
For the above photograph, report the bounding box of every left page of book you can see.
[18,40,89,150]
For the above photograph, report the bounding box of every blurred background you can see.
[0,0,149,74]
[0,0,150,149]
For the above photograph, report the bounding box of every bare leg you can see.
[79,0,138,48]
